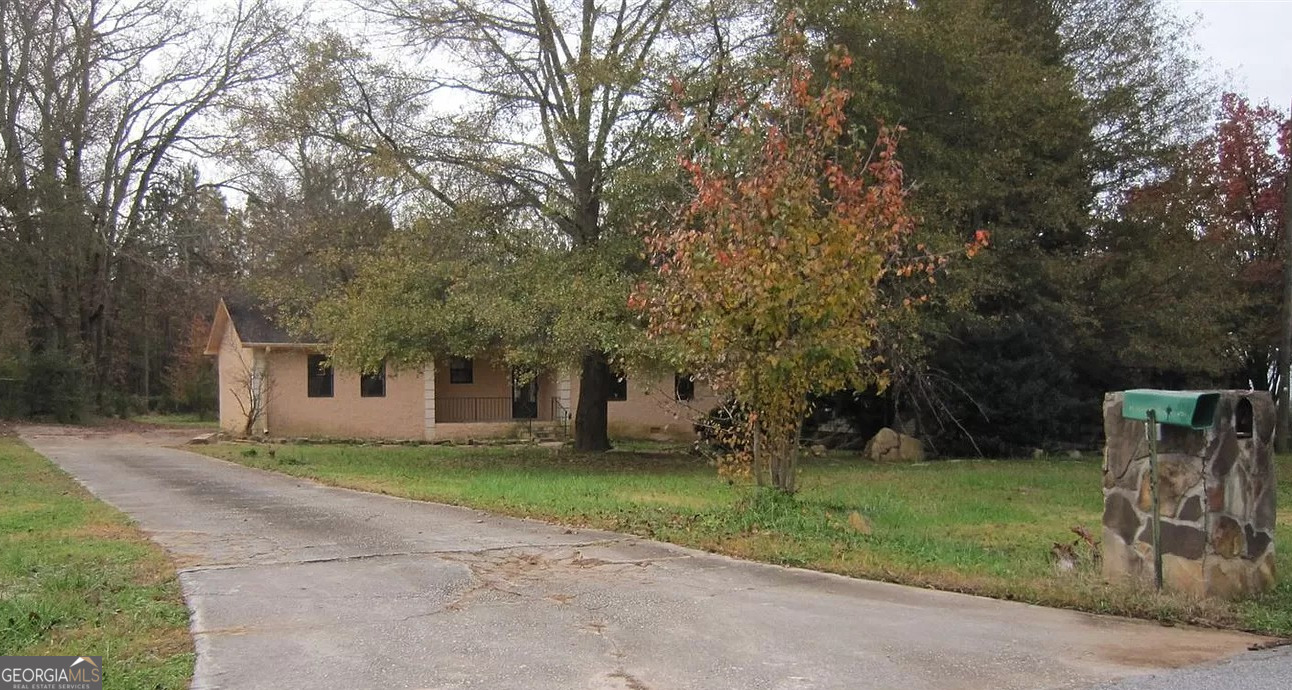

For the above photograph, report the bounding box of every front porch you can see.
[433,396,572,442]
[425,357,572,441]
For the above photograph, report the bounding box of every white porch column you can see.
[557,371,573,422]
[252,348,269,435]
[423,363,436,440]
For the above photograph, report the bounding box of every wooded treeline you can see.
[0,0,1287,458]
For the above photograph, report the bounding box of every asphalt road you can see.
[18,425,1277,689]
[1093,644,1292,690]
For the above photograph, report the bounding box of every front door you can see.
[511,370,539,419]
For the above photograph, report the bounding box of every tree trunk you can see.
[143,296,151,409]
[574,350,612,451]
[1278,118,1292,453]
[767,431,799,494]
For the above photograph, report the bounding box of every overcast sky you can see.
[1175,0,1292,110]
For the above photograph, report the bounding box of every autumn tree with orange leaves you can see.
[633,33,984,493]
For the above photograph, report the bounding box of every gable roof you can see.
[203,296,323,354]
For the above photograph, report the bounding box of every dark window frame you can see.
[449,357,474,384]
[674,373,695,401]
[608,371,628,401]
[360,361,387,398]
[307,354,334,398]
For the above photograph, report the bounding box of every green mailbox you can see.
[1119,389,1220,592]
[1121,389,1219,430]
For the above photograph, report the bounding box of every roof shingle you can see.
[223,296,311,345]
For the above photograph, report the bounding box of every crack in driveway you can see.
[176,537,645,573]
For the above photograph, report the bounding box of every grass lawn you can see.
[0,435,193,689]
[127,413,218,429]
[195,440,1292,637]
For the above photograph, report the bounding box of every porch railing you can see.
[436,397,535,423]
[551,397,571,435]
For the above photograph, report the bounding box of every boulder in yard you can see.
[864,427,899,459]
[864,427,924,462]
[898,435,925,462]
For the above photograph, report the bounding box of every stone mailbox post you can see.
[1102,390,1276,598]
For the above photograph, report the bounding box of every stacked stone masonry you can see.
[1102,391,1276,599]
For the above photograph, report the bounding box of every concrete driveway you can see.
[18,426,1274,689]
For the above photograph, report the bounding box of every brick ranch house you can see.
[203,297,716,441]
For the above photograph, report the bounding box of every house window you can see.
[307,354,333,398]
[608,371,627,401]
[675,373,695,401]
[449,357,473,384]
[360,361,386,398]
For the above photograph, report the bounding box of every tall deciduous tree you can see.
[290,0,768,451]
[1204,95,1290,420]
[224,35,400,324]
[0,0,289,406]
[308,207,649,395]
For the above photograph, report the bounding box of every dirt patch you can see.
[87,418,184,433]
[446,548,653,581]
[1098,641,1219,669]
[122,624,194,658]
[16,423,198,447]
[1097,629,1259,669]
[438,547,660,612]
[131,552,185,587]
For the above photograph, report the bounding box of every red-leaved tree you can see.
[633,32,984,493]
[1212,94,1288,271]
[1132,93,1290,441]
[1211,94,1291,444]
[1207,95,1290,399]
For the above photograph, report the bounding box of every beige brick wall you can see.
[216,325,258,436]
[261,350,426,440]
[569,370,718,440]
